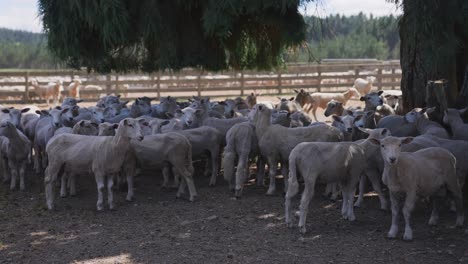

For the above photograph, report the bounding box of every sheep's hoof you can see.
[126,196,133,202]
[353,200,362,208]
[47,204,54,211]
[299,225,307,234]
[96,205,104,211]
[208,181,216,187]
[109,205,116,211]
[428,216,439,226]
[60,193,67,198]
[20,185,25,191]
[286,221,294,228]
[387,226,398,239]
[189,196,196,202]
[347,214,356,222]
[266,188,276,196]
[294,210,300,218]
[234,189,242,198]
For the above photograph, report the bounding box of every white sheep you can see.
[285,141,365,233]
[30,79,63,106]
[353,76,376,95]
[44,118,144,211]
[369,136,464,240]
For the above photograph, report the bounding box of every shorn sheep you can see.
[44,118,144,211]
[353,76,376,95]
[369,136,464,240]
[285,141,365,234]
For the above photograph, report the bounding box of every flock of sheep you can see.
[1,75,467,241]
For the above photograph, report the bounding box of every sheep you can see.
[277,97,303,113]
[0,108,31,131]
[151,96,179,119]
[54,127,73,136]
[324,100,344,117]
[376,109,419,137]
[72,120,99,136]
[368,136,463,241]
[67,79,82,98]
[307,88,361,121]
[62,97,83,107]
[331,113,355,141]
[289,111,312,128]
[96,95,122,108]
[360,90,384,111]
[81,85,104,99]
[130,97,155,118]
[44,118,144,210]
[30,79,63,106]
[33,107,70,173]
[154,125,223,187]
[98,122,118,136]
[0,121,31,191]
[408,107,449,139]
[223,122,264,197]
[73,106,106,124]
[270,110,292,127]
[294,89,313,110]
[252,104,342,195]
[443,108,468,141]
[285,141,365,233]
[353,76,376,95]
[223,97,250,118]
[382,90,403,115]
[185,108,247,139]
[131,133,197,201]
[375,103,396,117]
[246,92,257,109]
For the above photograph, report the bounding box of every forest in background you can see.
[0,13,400,69]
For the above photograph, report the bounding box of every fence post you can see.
[391,67,396,90]
[277,70,282,95]
[377,68,383,90]
[239,71,244,96]
[197,70,202,97]
[317,66,322,92]
[24,71,29,103]
[156,71,161,100]
[115,75,119,96]
[106,74,111,95]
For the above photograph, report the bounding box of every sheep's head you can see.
[369,136,413,165]
[0,120,17,136]
[1,107,29,130]
[332,115,354,133]
[98,122,118,136]
[360,91,384,109]
[90,107,106,123]
[118,118,143,141]
[49,106,69,128]
[324,100,343,117]
[443,108,464,125]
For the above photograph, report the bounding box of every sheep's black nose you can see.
[389,157,396,163]
[54,122,59,127]
[101,119,105,123]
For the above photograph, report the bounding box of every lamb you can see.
[285,141,365,233]
[0,121,31,190]
[131,133,197,201]
[368,136,464,240]
[223,122,263,197]
[67,79,82,98]
[276,97,302,113]
[307,88,361,121]
[246,92,257,109]
[30,79,63,106]
[443,108,468,141]
[252,104,342,195]
[324,100,344,117]
[154,125,223,187]
[44,118,144,210]
[33,107,70,173]
[331,113,355,141]
[353,76,376,95]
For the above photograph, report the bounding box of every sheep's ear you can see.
[165,112,174,119]
[360,96,366,101]
[61,108,69,114]
[420,107,427,114]
[1,109,10,113]
[79,120,85,127]
[358,127,371,134]
[35,110,42,115]
[294,89,299,93]
[377,91,384,96]
[55,106,62,110]
[332,115,342,122]
[91,122,99,128]
[123,119,128,126]
[21,108,30,113]
[258,105,263,111]
[458,108,468,114]
[112,124,119,129]
[121,101,129,106]
[289,97,295,101]
[346,110,354,116]
[384,94,392,98]
[401,137,413,145]
[161,120,170,126]
[368,138,380,145]
[381,128,389,136]
[426,107,436,114]
[354,114,363,121]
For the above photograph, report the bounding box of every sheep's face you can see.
[443,109,461,125]
[332,115,354,133]
[137,119,152,136]
[74,120,99,135]
[119,118,143,141]
[179,107,197,127]
[360,91,384,109]
[324,101,342,117]
[98,122,118,136]
[370,136,412,165]
[62,98,83,107]
[1,108,29,130]
[294,89,309,107]
[0,120,16,136]
[159,96,178,116]
[49,107,69,128]
[91,107,106,123]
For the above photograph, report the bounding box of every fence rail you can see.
[0,61,401,104]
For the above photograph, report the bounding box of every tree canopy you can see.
[38,0,312,72]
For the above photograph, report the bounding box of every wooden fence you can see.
[0,60,401,104]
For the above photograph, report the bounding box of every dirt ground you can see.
[1,98,468,264]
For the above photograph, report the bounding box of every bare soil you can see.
[1,161,468,264]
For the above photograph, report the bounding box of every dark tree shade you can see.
[38,0,311,73]
[389,0,468,110]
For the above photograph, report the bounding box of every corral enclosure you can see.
[0,60,401,104]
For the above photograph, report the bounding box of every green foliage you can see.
[284,13,400,62]
[0,28,58,69]
[38,0,313,72]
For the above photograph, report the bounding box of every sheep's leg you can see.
[234,153,248,198]
[95,173,105,211]
[281,163,289,193]
[312,105,318,122]
[172,166,180,188]
[256,158,265,187]
[176,177,186,198]
[354,174,366,207]
[69,174,77,196]
[342,185,356,221]
[428,196,440,226]
[33,145,41,174]
[285,191,294,228]
[19,162,26,191]
[161,165,171,189]
[330,183,340,201]
[8,161,17,191]
[204,158,212,178]
[209,150,220,186]
[298,181,315,234]
[44,164,60,210]
[446,179,464,226]
[402,192,416,241]
[107,174,115,210]
[2,158,10,183]
[125,168,135,202]
[60,172,68,197]
[266,158,278,195]
[368,170,388,210]
[387,192,400,239]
